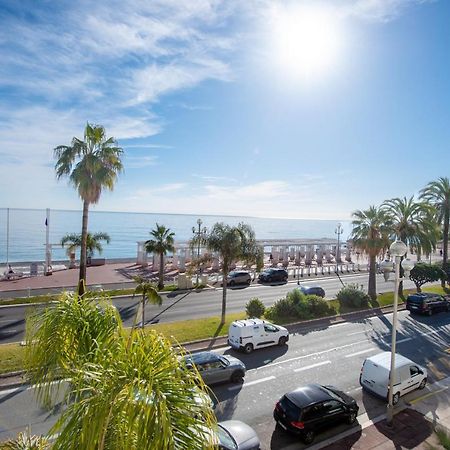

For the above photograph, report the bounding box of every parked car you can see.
[226,271,252,287]
[183,351,246,385]
[273,384,358,444]
[360,352,427,404]
[258,268,288,283]
[298,285,326,297]
[228,318,289,353]
[406,293,450,316]
[199,420,261,450]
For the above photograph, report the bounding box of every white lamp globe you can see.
[390,240,407,257]
[401,258,415,273]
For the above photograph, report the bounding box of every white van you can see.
[228,319,289,354]
[360,352,427,404]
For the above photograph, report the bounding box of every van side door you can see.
[403,365,423,393]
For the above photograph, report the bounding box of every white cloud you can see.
[125,156,159,169]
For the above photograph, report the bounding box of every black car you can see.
[273,384,358,444]
[298,285,326,298]
[258,268,288,283]
[406,293,450,316]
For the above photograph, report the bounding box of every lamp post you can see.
[335,223,343,272]
[386,239,414,425]
[192,219,207,285]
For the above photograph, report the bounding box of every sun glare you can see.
[270,5,342,81]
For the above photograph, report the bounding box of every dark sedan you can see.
[258,268,288,283]
[273,384,359,444]
[298,285,326,297]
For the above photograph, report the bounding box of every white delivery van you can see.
[228,319,289,354]
[360,352,427,404]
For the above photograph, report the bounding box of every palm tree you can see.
[192,222,263,324]
[350,206,392,301]
[54,123,123,296]
[420,176,450,284]
[145,224,175,291]
[61,231,111,262]
[25,292,216,449]
[133,276,161,329]
[382,196,439,296]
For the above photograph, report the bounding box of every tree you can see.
[144,224,175,291]
[133,276,161,329]
[382,196,440,296]
[54,123,123,296]
[420,176,450,286]
[409,263,447,292]
[350,206,392,301]
[61,232,111,259]
[191,222,263,324]
[24,292,216,449]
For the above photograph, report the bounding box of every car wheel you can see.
[283,277,288,283]
[302,430,315,444]
[347,412,357,424]
[393,392,400,405]
[278,336,287,346]
[243,343,254,354]
[247,279,251,286]
[231,370,245,383]
[229,280,235,287]
[427,309,433,316]
[419,378,427,389]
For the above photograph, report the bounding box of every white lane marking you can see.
[0,330,18,334]
[294,361,331,372]
[329,322,349,328]
[347,330,368,336]
[395,337,413,344]
[228,376,275,391]
[0,319,17,323]
[345,348,377,358]
[251,339,369,370]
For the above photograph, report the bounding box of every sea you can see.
[0,208,351,264]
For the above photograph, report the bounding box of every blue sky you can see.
[0,0,448,220]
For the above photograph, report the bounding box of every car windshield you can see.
[217,425,238,450]
[320,386,345,402]
[218,355,229,366]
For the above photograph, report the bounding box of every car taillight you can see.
[291,421,305,429]
[275,401,281,411]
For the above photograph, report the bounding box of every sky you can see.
[0,0,449,220]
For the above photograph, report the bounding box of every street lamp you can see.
[192,219,207,285]
[335,223,343,272]
[386,239,413,425]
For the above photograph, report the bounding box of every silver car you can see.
[183,351,246,385]
[226,271,252,286]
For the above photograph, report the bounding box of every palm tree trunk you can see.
[78,200,89,296]
[141,294,145,329]
[368,254,377,301]
[398,256,405,298]
[158,253,164,291]
[442,210,449,287]
[221,273,227,325]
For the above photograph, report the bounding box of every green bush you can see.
[265,289,336,322]
[245,298,265,318]
[337,284,370,309]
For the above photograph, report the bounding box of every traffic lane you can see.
[209,313,450,447]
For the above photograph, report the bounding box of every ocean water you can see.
[0,208,351,263]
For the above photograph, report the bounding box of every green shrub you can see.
[306,295,337,318]
[337,284,370,309]
[245,298,265,318]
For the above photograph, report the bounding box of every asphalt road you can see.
[0,273,420,344]
[0,309,449,448]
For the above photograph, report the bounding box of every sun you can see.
[269,5,342,81]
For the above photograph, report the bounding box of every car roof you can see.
[231,319,265,327]
[185,351,219,365]
[285,384,333,408]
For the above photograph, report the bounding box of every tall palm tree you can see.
[54,123,123,296]
[61,232,111,258]
[350,206,392,301]
[192,222,263,324]
[145,224,175,291]
[420,176,450,285]
[25,292,216,449]
[382,196,439,296]
[133,276,161,329]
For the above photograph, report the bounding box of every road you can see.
[0,273,421,344]
[1,309,449,448]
